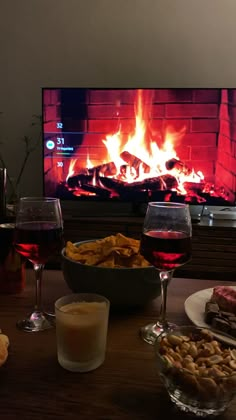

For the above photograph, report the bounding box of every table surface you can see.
[0,270,235,420]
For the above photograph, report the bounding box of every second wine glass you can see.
[14,197,64,332]
[139,202,192,345]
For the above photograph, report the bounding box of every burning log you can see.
[124,174,178,191]
[68,162,117,188]
[99,177,127,192]
[117,164,134,181]
[99,174,178,194]
[183,181,205,194]
[78,184,111,199]
[88,162,117,177]
[67,174,93,188]
[120,151,150,175]
[165,158,192,176]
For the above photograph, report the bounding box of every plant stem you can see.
[15,150,30,188]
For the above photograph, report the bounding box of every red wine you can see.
[140,230,191,270]
[14,222,63,264]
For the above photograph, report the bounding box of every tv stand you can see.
[209,209,236,220]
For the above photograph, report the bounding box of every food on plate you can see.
[0,330,9,366]
[65,233,151,268]
[204,301,220,324]
[158,328,236,399]
[211,286,236,314]
[204,286,236,337]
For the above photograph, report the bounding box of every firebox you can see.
[43,88,236,211]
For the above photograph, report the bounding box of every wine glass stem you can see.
[159,270,174,325]
[33,263,44,312]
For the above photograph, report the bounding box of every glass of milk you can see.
[55,293,110,372]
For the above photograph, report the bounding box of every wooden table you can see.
[0,270,235,420]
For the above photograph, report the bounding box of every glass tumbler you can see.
[55,293,110,372]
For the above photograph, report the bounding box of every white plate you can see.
[184,286,236,346]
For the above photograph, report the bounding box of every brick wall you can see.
[216,89,236,202]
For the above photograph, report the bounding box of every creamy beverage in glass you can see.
[55,293,110,372]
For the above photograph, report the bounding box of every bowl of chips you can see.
[61,233,161,307]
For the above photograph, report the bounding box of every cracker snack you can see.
[0,330,9,367]
[65,233,151,268]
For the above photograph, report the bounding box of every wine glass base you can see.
[140,321,177,345]
[16,311,54,332]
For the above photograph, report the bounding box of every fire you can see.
[102,90,203,186]
[66,89,204,198]
[66,158,77,182]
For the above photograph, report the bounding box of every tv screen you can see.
[42,88,236,217]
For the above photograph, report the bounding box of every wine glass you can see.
[14,197,63,332]
[139,202,192,345]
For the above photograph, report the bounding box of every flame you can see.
[67,89,204,196]
[66,158,77,182]
[102,128,124,176]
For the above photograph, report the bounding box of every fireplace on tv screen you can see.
[43,88,236,206]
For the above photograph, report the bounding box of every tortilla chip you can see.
[65,233,151,268]
[96,255,115,267]
[115,232,139,248]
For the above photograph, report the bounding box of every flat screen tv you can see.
[42,88,236,218]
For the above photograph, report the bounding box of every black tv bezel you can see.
[42,87,236,219]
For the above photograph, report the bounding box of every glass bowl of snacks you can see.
[61,233,161,307]
[154,325,236,417]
